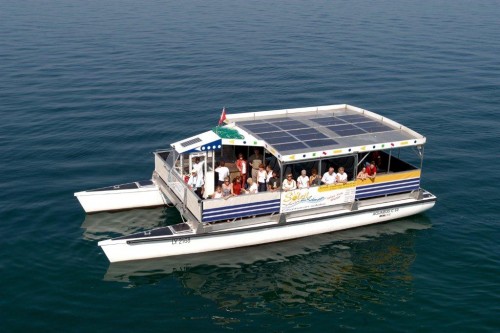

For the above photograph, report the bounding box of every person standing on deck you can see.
[235,153,247,189]
[187,170,204,197]
[216,160,230,186]
[248,148,263,183]
[192,157,204,177]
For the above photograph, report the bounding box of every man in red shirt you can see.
[367,161,377,179]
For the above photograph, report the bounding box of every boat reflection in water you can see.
[80,207,183,241]
[103,215,430,313]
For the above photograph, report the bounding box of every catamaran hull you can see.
[74,181,168,213]
[99,198,435,263]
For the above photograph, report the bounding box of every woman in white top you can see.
[337,167,348,184]
[257,164,267,192]
[297,169,310,188]
[282,173,297,191]
[266,165,273,183]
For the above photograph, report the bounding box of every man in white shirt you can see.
[215,160,230,186]
[192,157,204,176]
[337,167,348,183]
[297,170,310,188]
[187,170,204,197]
[321,167,337,185]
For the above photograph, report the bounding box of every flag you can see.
[218,107,227,126]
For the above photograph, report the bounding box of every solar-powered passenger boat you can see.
[75,104,436,262]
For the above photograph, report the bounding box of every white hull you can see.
[74,180,168,213]
[99,197,435,263]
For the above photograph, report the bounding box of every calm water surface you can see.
[1,0,499,332]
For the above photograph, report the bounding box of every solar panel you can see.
[363,125,394,133]
[180,137,202,147]
[287,128,322,136]
[275,121,309,130]
[272,142,308,151]
[293,133,328,140]
[355,122,394,132]
[337,114,372,123]
[257,131,294,139]
[334,128,367,137]
[326,124,357,131]
[265,135,297,144]
[303,139,339,147]
[311,117,347,126]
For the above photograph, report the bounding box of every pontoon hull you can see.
[74,180,167,213]
[99,196,435,263]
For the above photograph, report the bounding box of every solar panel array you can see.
[237,113,396,154]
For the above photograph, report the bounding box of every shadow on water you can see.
[100,215,432,314]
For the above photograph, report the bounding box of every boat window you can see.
[320,155,356,181]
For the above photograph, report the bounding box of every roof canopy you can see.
[225,104,426,162]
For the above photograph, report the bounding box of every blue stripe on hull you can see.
[355,178,420,199]
[202,199,281,222]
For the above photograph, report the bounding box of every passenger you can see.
[337,167,348,184]
[187,170,204,197]
[266,165,273,183]
[282,173,297,191]
[257,164,267,192]
[222,177,232,197]
[357,167,368,180]
[243,178,258,194]
[192,157,204,176]
[367,161,377,179]
[297,169,310,188]
[309,168,321,186]
[321,167,337,185]
[231,176,242,196]
[216,160,230,186]
[235,153,248,189]
[267,170,281,191]
[212,185,224,199]
[248,148,263,183]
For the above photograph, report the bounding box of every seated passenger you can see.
[211,185,223,199]
[367,161,377,179]
[337,167,348,184]
[267,170,281,191]
[222,177,232,197]
[321,167,337,185]
[309,168,321,186]
[231,176,242,195]
[357,167,368,180]
[187,170,204,197]
[243,178,258,194]
[282,173,297,191]
[297,169,310,188]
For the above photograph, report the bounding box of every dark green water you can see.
[1,0,499,331]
